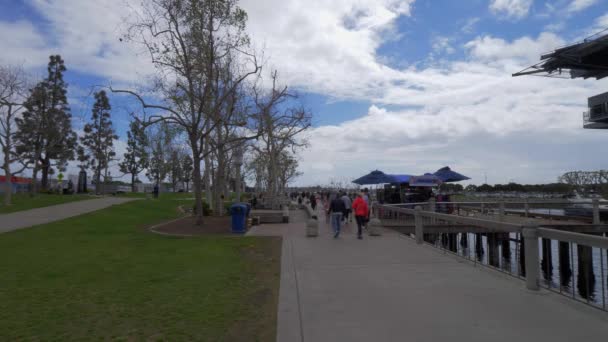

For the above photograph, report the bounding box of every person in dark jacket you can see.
[310,193,317,210]
[329,194,346,238]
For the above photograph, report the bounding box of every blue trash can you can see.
[238,202,251,217]
[230,203,247,234]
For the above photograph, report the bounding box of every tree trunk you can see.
[193,153,204,225]
[214,152,226,216]
[267,150,279,209]
[204,155,212,207]
[131,172,136,193]
[41,161,50,191]
[235,162,242,204]
[95,168,102,195]
[202,134,212,208]
[3,139,12,205]
[3,168,11,206]
[104,166,109,195]
[31,167,39,196]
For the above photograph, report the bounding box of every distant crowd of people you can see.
[292,189,371,239]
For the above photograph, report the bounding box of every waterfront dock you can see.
[248,207,608,342]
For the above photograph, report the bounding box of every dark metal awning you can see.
[513,30,608,80]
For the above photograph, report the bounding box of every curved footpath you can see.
[0,197,136,233]
[247,206,608,342]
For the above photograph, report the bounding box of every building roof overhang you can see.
[513,31,608,80]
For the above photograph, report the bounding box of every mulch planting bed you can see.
[151,216,234,236]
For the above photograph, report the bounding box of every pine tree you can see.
[15,55,77,192]
[119,119,149,193]
[79,90,117,194]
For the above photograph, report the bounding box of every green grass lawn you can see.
[0,194,281,341]
[0,193,94,214]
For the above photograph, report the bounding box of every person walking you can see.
[362,189,370,229]
[329,193,346,238]
[352,193,369,239]
[310,193,317,211]
[341,192,352,223]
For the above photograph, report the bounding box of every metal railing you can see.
[418,198,607,224]
[584,110,591,123]
[375,202,608,312]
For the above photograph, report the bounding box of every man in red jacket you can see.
[351,193,369,240]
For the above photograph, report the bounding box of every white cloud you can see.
[593,12,608,31]
[241,0,415,100]
[464,32,564,62]
[566,0,598,13]
[0,0,154,84]
[489,0,533,19]
[295,31,608,185]
[0,20,50,68]
[462,17,481,34]
[431,36,455,55]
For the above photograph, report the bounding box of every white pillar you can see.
[522,223,540,291]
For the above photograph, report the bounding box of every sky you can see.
[1,0,608,186]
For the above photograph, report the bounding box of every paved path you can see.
[248,206,608,342]
[0,197,136,233]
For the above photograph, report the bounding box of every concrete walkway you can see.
[248,206,608,342]
[0,197,136,233]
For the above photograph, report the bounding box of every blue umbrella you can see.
[434,166,470,183]
[388,174,413,183]
[352,170,396,185]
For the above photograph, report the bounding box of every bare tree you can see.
[112,0,261,224]
[251,71,311,208]
[145,122,177,188]
[277,151,302,192]
[0,65,28,205]
[559,170,608,193]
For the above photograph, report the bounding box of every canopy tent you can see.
[434,166,470,183]
[352,170,397,185]
[353,168,467,186]
[409,173,443,187]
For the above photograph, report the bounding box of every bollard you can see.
[282,205,290,223]
[414,206,424,244]
[306,218,319,237]
[498,198,505,222]
[593,198,600,225]
[522,222,540,291]
[368,218,382,236]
